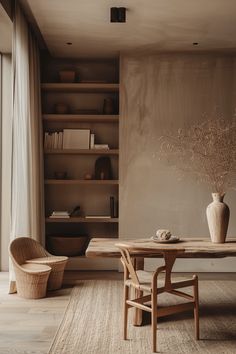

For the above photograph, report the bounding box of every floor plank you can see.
[0,271,236,354]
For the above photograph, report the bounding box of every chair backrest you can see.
[9,237,48,265]
[116,243,140,286]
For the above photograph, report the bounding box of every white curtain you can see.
[9,3,45,293]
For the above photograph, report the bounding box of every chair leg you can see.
[151,289,157,353]
[193,275,200,340]
[123,284,129,340]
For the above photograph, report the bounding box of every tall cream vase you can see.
[206,193,230,243]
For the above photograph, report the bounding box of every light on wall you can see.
[110,7,126,23]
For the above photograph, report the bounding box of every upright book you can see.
[63,129,90,149]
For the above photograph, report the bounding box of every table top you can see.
[86,237,236,258]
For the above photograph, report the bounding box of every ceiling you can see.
[26,0,236,58]
[0,4,12,53]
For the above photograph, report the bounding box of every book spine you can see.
[54,132,58,149]
[58,132,63,149]
[48,133,52,149]
[110,196,115,218]
[90,133,95,149]
[114,198,119,218]
[44,132,49,149]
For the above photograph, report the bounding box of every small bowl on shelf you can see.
[54,171,67,179]
[59,70,76,83]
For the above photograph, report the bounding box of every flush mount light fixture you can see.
[110,7,126,23]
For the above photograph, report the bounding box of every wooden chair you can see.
[9,237,68,296]
[117,243,199,353]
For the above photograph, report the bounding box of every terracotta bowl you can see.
[59,70,76,83]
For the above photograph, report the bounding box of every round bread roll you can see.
[156,229,172,240]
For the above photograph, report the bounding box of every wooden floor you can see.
[0,271,235,354]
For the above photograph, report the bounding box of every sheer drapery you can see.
[9,3,44,293]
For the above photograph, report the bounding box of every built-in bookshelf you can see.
[44,149,119,155]
[41,57,119,269]
[45,180,119,185]
[45,217,119,223]
[41,82,119,92]
[42,114,119,123]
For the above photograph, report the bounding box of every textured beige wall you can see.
[120,53,236,271]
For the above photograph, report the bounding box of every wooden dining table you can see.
[86,237,236,325]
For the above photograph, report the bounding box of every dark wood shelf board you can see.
[44,149,119,155]
[42,114,119,123]
[41,83,119,93]
[45,179,119,185]
[45,217,119,223]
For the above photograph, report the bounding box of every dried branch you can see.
[159,118,236,194]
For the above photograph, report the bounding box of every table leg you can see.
[133,257,144,326]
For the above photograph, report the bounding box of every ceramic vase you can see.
[206,193,230,243]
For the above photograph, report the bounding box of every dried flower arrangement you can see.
[159,118,236,195]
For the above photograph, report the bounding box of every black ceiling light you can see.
[110,7,126,23]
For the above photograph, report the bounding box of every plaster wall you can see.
[120,53,236,272]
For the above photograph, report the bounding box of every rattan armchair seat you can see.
[9,237,68,298]
[26,256,68,290]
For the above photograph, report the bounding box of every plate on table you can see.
[151,236,180,243]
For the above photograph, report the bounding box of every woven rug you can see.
[49,280,236,354]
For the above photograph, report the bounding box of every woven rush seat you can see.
[126,270,193,293]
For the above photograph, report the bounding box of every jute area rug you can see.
[49,280,236,354]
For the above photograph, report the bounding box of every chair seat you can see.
[21,263,51,273]
[126,270,194,292]
[125,270,155,291]
[26,256,68,265]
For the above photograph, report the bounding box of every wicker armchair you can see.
[9,237,68,297]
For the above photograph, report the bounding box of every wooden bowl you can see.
[59,70,76,83]
[48,236,88,256]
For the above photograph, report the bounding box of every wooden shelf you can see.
[46,217,119,223]
[42,114,119,123]
[44,149,119,155]
[41,83,119,93]
[45,179,119,185]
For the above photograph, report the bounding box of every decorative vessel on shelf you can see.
[59,70,76,83]
[103,98,114,114]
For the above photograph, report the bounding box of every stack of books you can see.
[44,129,110,150]
[49,211,70,219]
[44,132,63,149]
